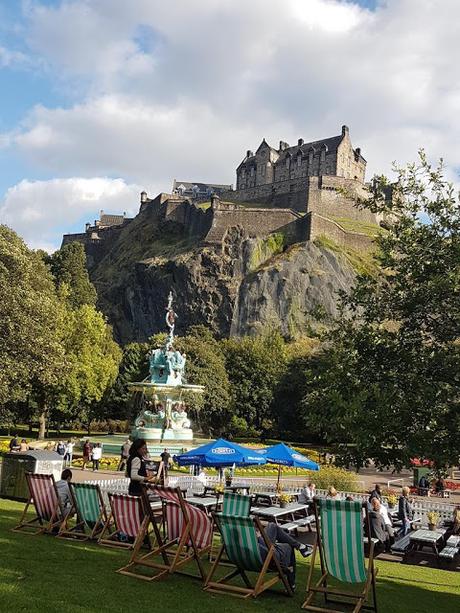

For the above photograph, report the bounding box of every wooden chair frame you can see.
[12,473,64,536]
[58,482,107,541]
[98,492,151,551]
[205,513,294,599]
[302,500,378,613]
[116,484,212,582]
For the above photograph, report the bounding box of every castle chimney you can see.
[246,150,253,158]
[341,125,349,136]
[85,222,90,232]
[100,209,104,218]
[355,147,361,156]
[298,138,304,146]
[140,191,147,203]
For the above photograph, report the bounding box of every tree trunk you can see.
[38,410,47,440]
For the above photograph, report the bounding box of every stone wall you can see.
[307,212,374,252]
[307,176,376,224]
[203,204,302,246]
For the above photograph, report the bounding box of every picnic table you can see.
[186,496,222,513]
[251,503,309,525]
[406,528,447,560]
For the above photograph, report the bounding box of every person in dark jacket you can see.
[127,438,152,496]
[369,498,391,551]
[418,475,430,496]
[369,484,382,503]
[398,486,413,537]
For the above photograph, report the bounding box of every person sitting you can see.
[434,477,446,496]
[368,498,391,551]
[369,484,382,503]
[9,435,19,452]
[326,486,338,499]
[298,481,316,506]
[418,475,430,496]
[445,506,460,539]
[258,523,312,591]
[56,469,73,517]
[397,486,413,537]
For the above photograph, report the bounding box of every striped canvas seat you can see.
[218,515,263,571]
[320,499,367,583]
[222,492,251,517]
[58,483,107,541]
[302,498,378,613]
[116,485,212,582]
[98,493,149,550]
[12,473,63,535]
[205,513,293,599]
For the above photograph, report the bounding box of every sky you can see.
[0,0,459,251]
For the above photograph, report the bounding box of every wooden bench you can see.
[280,515,315,534]
[446,535,460,548]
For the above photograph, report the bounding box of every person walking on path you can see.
[64,439,74,467]
[160,448,171,480]
[92,443,102,471]
[55,440,66,457]
[118,439,131,472]
[82,439,92,470]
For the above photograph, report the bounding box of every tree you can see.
[223,330,287,437]
[101,342,148,421]
[174,326,232,436]
[303,153,460,470]
[46,242,97,309]
[0,226,64,429]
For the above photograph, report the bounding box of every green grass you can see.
[1,499,458,613]
[331,217,385,238]
[314,235,380,277]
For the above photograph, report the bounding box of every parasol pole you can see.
[276,464,282,490]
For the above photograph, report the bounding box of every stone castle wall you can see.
[306,212,374,252]
[203,205,302,246]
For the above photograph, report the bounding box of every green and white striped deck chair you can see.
[205,513,293,599]
[58,483,107,541]
[222,492,251,516]
[302,499,378,613]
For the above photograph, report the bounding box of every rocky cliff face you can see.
[89,213,357,343]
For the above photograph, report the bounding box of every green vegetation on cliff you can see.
[314,235,379,277]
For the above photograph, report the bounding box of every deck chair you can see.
[302,499,378,613]
[98,493,150,550]
[116,484,212,581]
[222,492,251,516]
[12,473,64,535]
[58,482,107,541]
[205,513,294,599]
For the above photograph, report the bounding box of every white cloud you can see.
[3,0,460,249]
[0,177,141,251]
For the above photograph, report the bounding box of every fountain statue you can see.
[128,292,204,446]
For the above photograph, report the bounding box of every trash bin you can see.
[0,451,63,501]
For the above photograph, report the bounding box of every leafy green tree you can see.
[46,242,97,309]
[0,226,65,431]
[223,330,287,437]
[101,342,148,421]
[174,326,232,436]
[303,153,460,470]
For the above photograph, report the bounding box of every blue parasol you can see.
[259,442,319,488]
[174,438,266,468]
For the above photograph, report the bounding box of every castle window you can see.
[286,157,290,169]
[308,152,314,165]
[297,155,302,167]
[250,167,254,176]
[320,149,326,162]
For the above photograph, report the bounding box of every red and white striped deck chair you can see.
[98,493,151,550]
[12,473,64,535]
[117,485,212,582]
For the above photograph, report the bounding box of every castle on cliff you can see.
[62,125,378,263]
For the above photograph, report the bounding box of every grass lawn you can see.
[1,499,459,613]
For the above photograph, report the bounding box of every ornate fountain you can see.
[128,292,204,447]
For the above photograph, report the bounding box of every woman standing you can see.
[127,439,151,496]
